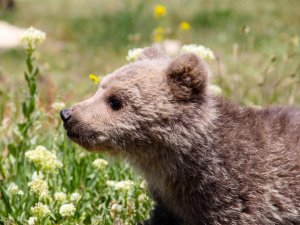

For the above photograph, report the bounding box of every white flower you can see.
[139,180,147,189]
[20,27,46,49]
[54,192,67,202]
[31,171,44,180]
[59,203,76,217]
[30,203,50,218]
[208,84,222,95]
[28,217,37,225]
[106,180,134,191]
[110,203,122,218]
[25,145,62,173]
[138,194,147,203]
[28,177,49,197]
[126,48,143,61]
[92,158,108,170]
[70,192,81,203]
[181,44,215,60]
[51,102,66,111]
[17,190,24,196]
[7,182,19,194]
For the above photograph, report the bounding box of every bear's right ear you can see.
[137,47,167,60]
[166,53,208,101]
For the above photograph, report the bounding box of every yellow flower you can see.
[180,21,191,31]
[89,74,101,84]
[152,27,166,42]
[154,5,167,18]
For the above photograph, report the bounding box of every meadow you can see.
[0,0,299,224]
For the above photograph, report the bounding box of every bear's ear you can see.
[138,47,167,60]
[166,53,208,101]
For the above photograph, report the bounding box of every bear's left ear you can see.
[166,53,208,101]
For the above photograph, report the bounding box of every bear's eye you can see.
[107,95,123,111]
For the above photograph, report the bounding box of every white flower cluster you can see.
[106,180,134,191]
[92,158,108,170]
[31,202,50,218]
[59,203,76,217]
[25,145,62,172]
[28,176,49,197]
[138,194,147,203]
[110,203,122,218]
[70,192,81,203]
[126,48,143,61]
[54,192,67,202]
[7,182,24,195]
[208,84,222,95]
[28,217,37,225]
[20,27,46,49]
[181,44,215,60]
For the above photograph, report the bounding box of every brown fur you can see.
[61,47,300,225]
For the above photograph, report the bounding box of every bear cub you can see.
[61,47,300,225]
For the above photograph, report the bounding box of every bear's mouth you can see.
[65,128,111,152]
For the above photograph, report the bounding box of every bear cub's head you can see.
[61,47,211,154]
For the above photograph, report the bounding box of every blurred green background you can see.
[0,0,299,106]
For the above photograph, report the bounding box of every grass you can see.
[0,0,299,224]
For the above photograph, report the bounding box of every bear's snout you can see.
[60,108,72,122]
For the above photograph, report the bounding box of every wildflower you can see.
[31,203,50,218]
[110,203,122,218]
[208,84,222,95]
[181,44,215,61]
[17,190,24,196]
[31,171,44,180]
[28,177,49,197]
[89,74,101,84]
[59,203,76,217]
[138,194,147,203]
[7,182,19,194]
[54,192,67,202]
[25,145,62,173]
[154,5,167,18]
[92,158,108,170]
[140,180,147,189]
[179,21,191,31]
[126,48,143,62]
[51,101,66,111]
[28,217,37,225]
[20,27,46,49]
[106,180,134,191]
[70,192,81,203]
[152,27,166,42]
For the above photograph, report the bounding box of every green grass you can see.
[0,0,300,224]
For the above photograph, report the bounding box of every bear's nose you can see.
[60,108,71,122]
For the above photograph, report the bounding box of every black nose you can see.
[60,108,71,122]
